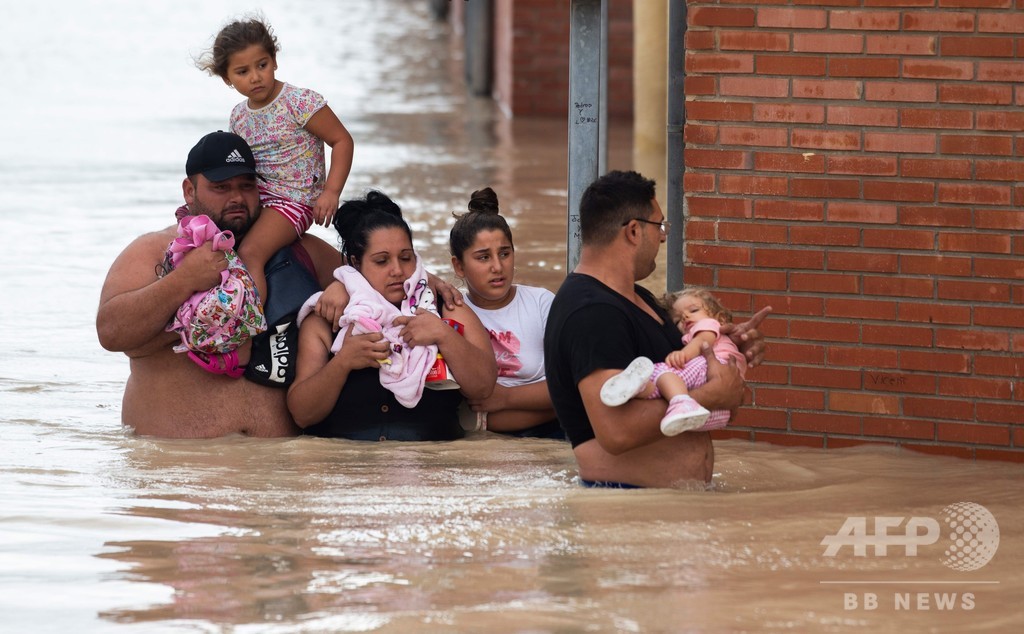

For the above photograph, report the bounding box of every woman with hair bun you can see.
[449,188,564,439]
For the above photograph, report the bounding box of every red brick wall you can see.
[683,0,1024,462]
[490,0,634,118]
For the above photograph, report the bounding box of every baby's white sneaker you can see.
[600,356,655,406]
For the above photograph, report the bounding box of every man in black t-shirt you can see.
[544,171,768,488]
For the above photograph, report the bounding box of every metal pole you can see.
[465,0,493,96]
[567,0,603,272]
[598,0,608,175]
[666,0,687,292]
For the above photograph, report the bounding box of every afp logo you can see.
[821,502,999,571]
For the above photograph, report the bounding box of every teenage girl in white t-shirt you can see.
[448,188,564,439]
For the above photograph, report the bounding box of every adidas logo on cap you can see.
[254,363,268,373]
[185,131,258,182]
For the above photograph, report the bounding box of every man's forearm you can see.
[97,273,195,352]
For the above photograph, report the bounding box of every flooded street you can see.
[1,1,1021,632]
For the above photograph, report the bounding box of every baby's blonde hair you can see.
[664,287,733,326]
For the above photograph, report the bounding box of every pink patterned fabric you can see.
[644,318,747,431]
[683,317,748,377]
[229,83,327,207]
[651,356,731,431]
[164,215,267,355]
[258,187,314,236]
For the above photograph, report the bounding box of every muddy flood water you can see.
[1,1,1020,632]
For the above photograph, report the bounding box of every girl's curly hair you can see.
[664,287,733,326]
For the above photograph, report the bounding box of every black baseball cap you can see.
[185,131,259,182]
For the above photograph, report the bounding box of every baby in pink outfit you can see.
[162,214,266,378]
[600,288,748,436]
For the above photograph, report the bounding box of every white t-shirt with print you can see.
[464,285,553,388]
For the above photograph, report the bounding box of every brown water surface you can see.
[94,437,1021,632]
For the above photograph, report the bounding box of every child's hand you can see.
[665,349,689,368]
[316,280,350,331]
[313,190,341,227]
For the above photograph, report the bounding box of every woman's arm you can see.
[469,380,552,413]
[485,407,558,433]
[287,316,344,427]
[468,381,556,432]
[287,317,389,427]
[438,304,498,399]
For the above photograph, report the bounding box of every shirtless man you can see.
[96,132,341,438]
[544,170,768,488]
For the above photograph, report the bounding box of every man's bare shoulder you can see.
[139,225,178,245]
[99,226,177,300]
[116,225,178,257]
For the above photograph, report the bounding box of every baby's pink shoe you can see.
[660,395,711,436]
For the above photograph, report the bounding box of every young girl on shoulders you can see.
[196,15,354,305]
